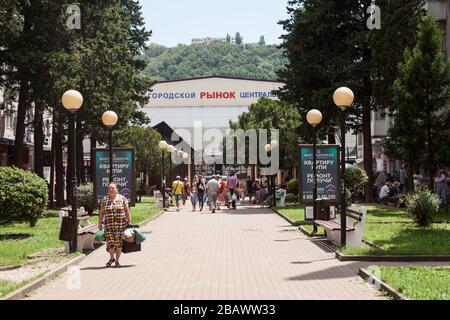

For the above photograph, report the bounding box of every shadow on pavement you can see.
[81,264,136,270]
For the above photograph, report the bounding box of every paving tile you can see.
[29,203,383,300]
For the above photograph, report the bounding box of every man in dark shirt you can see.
[246,176,254,203]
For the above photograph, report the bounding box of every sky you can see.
[139,0,291,47]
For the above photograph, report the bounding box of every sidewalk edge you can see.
[359,268,406,300]
[136,210,165,228]
[2,254,87,300]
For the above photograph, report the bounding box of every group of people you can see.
[374,168,449,207]
[171,172,241,213]
[169,173,276,213]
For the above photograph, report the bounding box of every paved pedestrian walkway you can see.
[30,203,382,300]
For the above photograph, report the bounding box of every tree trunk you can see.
[327,131,336,144]
[76,121,83,185]
[54,122,65,207]
[48,123,55,208]
[426,97,434,190]
[362,103,374,202]
[33,101,44,178]
[12,72,29,168]
[90,135,96,182]
[406,166,414,192]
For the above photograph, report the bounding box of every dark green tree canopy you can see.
[386,15,450,183]
[143,42,287,81]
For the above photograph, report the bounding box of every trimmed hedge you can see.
[0,166,48,227]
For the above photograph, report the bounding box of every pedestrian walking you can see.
[246,176,254,203]
[217,176,228,210]
[182,177,191,205]
[197,175,206,211]
[206,174,220,213]
[191,176,198,211]
[172,176,184,212]
[227,171,238,209]
[98,183,131,268]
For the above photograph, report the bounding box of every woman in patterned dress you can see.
[98,183,131,267]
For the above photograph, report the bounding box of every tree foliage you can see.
[277,0,369,140]
[385,15,450,187]
[114,126,163,179]
[229,97,302,169]
[142,42,287,81]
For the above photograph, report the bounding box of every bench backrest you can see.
[346,205,367,226]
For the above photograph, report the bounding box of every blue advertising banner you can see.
[93,148,136,206]
[298,145,340,204]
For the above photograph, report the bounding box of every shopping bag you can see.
[122,241,141,253]
[94,230,105,242]
[133,229,147,244]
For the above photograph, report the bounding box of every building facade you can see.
[143,76,284,177]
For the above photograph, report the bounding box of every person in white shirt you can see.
[378,182,391,202]
[206,175,221,213]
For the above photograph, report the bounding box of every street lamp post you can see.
[159,141,168,210]
[264,143,276,207]
[62,90,83,253]
[102,111,118,184]
[307,109,323,233]
[333,87,354,247]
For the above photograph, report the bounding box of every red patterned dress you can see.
[101,194,128,252]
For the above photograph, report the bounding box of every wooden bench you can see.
[63,215,99,253]
[314,205,367,247]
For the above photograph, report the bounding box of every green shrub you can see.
[406,189,440,227]
[345,167,368,201]
[76,183,96,214]
[287,179,299,195]
[0,166,48,227]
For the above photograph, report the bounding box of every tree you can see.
[114,126,162,187]
[259,35,265,46]
[229,97,302,170]
[235,32,243,45]
[226,33,231,43]
[385,15,450,190]
[277,0,368,143]
[143,42,286,81]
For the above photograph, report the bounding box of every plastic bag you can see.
[94,230,105,242]
[133,229,147,244]
[123,228,135,243]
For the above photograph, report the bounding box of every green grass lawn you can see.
[0,197,161,267]
[359,205,450,224]
[275,205,305,224]
[342,223,450,255]
[0,272,46,298]
[131,197,162,225]
[276,203,450,255]
[375,266,450,300]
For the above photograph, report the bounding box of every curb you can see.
[1,254,87,300]
[135,210,165,228]
[299,225,325,237]
[359,268,405,300]
[336,251,450,262]
[271,207,312,226]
